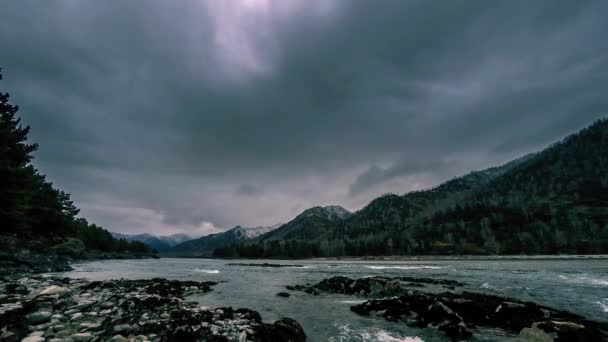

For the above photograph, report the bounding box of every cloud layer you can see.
[1,0,606,234]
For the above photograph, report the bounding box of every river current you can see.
[64,258,608,341]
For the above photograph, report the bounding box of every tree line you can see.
[0,69,152,255]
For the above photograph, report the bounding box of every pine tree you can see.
[0,68,38,233]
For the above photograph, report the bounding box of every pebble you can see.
[21,336,44,342]
[71,332,93,341]
[110,335,129,342]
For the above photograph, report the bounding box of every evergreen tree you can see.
[0,68,38,233]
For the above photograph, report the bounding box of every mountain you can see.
[166,224,280,257]
[110,233,196,252]
[257,206,352,241]
[214,118,608,258]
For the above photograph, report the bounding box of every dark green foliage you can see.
[0,69,152,255]
[216,119,608,258]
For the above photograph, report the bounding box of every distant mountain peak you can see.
[299,205,351,220]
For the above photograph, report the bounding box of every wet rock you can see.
[292,275,463,299]
[493,301,545,331]
[349,288,608,341]
[20,336,44,342]
[6,283,29,295]
[110,335,129,342]
[263,317,306,342]
[536,320,607,342]
[71,332,93,341]
[518,326,553,342]
[26,311,52,325]
[424,301,463,326]
[2,276,307,342]
[276,292,291,298]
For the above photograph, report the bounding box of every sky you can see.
[1,0,607,236]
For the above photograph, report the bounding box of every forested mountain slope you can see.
[257,206,351,242]
[411,119,608,254]
[167,224,279,256]
[214,119,608,258]
[110,233,195,252]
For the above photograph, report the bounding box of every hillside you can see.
[410,119,608,254]
[110,232,195,252]
[258,206,351,241]
[214,119,608,258]
[166,224,279,257]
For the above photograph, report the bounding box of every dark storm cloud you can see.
[1,0,606,234]
[349,159,455,197]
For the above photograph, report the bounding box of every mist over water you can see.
[65,258,608,341]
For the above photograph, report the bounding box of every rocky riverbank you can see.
[288,276,608,341]
[0,276,306,342]
[0,252,159,277]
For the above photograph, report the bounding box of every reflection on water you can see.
[65,258,608,341]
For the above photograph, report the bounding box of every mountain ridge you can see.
[213,118,608,258]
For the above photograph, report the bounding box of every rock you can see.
[276,292,291,298]
[20,336,44,342]
[536,320,606,341]
[169,326,196,342]
[346,281,608,341]
[424,301,463,326]
[518,327,553,342]
[39,285,69,296]
[6,283,29,295]
[71,332,93,341]
[26,311,52,325]
[112,324,131,333]
[2,276,306,342]
[315,276,354,293]
[264,317,306,342]
[492,301,545,331]
[110,335,129,342]
[70,312,83,320]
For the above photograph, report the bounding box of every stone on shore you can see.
[1,276,307,342]
[38,285,69,296]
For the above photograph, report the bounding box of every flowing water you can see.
[64,258,608,341]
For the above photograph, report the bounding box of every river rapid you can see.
[64,258,608,341]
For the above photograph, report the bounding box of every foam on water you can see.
[194,269,220,274]
[329,324,423,342]
[364,265,442,270]
[573,276,608,286]
[339,300,367,304]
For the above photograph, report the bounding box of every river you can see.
[64,258,608,341]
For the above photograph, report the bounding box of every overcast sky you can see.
[1,0,607,235]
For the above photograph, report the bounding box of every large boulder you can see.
[263,318,306,342]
